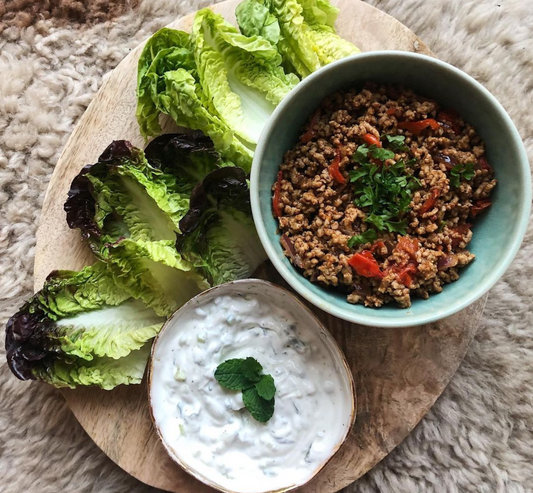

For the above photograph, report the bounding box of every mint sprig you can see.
[215,357,276,423]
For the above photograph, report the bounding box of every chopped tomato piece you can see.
[419,188,440,215]
[478,156,493,171]
[387,107,396,116]
[451,223,472,248]
[300,109,320,143]
[398,118,440,135]
[470,199,492,218]
[397,263,418,287]
[348,250,384,279]
[328,148,346,184]
[438,109,461,134]
[370,241,386,255]
[363,133,382,147]
[395,236,419,260]
[272,171,283,218]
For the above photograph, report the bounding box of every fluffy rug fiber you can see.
[1,0,532,491]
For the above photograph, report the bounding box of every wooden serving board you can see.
[33,1,487,492]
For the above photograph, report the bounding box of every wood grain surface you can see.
[33,1,487,492]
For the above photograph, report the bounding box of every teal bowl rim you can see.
[250,51,532,328]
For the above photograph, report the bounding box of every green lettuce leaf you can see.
[191,9,298,145]
[236,0,360,77]
[161,69,254,171]
[235,0,281,45]
[34,344,152,390]
[176,167,266,285]
[136,28,195,138]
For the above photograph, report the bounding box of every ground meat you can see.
[274,83,496,308]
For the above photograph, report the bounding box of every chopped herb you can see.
[348,229,378,248]
[214,357,276,423]
[384,134,409,152]
[349,156,419,234]
[450,162,475,188]
[354,143,394,163]
[371,146,395,161]
[353,144,370,164]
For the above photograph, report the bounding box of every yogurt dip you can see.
[149,280,355,493]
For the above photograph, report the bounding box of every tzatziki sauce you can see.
[150,281,354,493]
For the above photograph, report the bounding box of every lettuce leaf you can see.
[235,0,281,45]
[176,167,266,285]
[160,69,254,171]
[65,140,207,316]
[236,0,360,77]
[191,9,298,145]
[5,263,164,389]
[34,344,153,390]
[136,28,195,138]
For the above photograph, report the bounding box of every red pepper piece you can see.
[470,199,492,218]
[419,188,440,215]
[328,148,346,184]
[272,171,283,218]
[387,107,397,116]
[300,109,320,143]
[478,156,493,171]
[398,118,440,135]
[363,133,382,147]
[438,109,461,134]
[348,250,384,278]
[395,236,419,260]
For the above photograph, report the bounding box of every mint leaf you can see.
[255,374,276,400]
[348,229,378,248]
[240,357,263,383]
[214,359,256,390]
[215,357,276,423]
[242,387,275,423]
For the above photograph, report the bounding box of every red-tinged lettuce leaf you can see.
[144,132,221,194]
[64,141,142,241]
[5,262,164,388]
[176,167,266,285]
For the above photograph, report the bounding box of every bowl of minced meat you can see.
[251,52,531,327]
[273,82,496,309]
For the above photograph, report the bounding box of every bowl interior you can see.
[252,52,531,327]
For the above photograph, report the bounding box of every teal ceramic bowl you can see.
[250,51,531,328]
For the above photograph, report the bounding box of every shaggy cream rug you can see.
[1,0,532,492]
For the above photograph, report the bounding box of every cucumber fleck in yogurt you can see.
[150,283,354,493]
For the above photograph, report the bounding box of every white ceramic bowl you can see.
[148,279,356,493]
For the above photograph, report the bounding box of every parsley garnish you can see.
[349,153,420,235]
[215,357,276,423]
[348,229,378,248]
[385,134,409,152]
[353,144,394,164]
[449,162,475,188]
